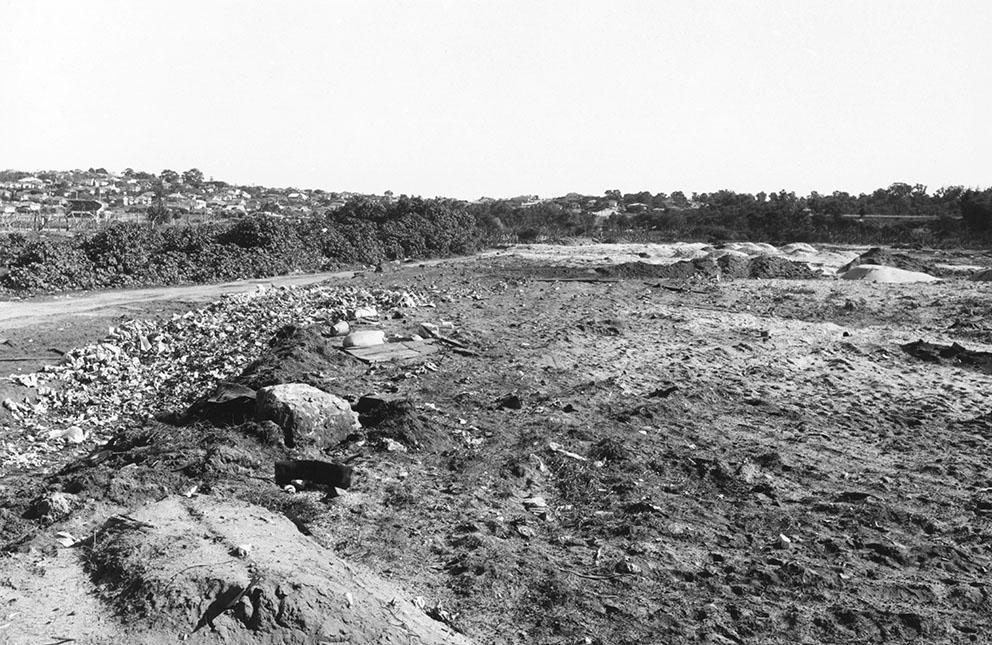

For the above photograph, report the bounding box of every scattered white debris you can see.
[0,284,432,472]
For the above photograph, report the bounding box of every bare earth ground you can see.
[1,243,992,644]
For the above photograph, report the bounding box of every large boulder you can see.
[256,383,359,449]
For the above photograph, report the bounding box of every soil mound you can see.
[595,255,815,280]
[780,242,818,254]
[237,324,365,389]
[839,247,936,275]
[747,255,816,279]
[595,258,719,280]
[713,251,751,278]
[84,495,471,643]
[901,340,992,375]
[725,241,780,256]
[358,398,455,452]
[840,264,939,283]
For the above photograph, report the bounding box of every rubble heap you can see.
[1,284,432,471]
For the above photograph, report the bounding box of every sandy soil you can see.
[2,244,992,643]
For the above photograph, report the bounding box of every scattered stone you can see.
[351,306,379,320]
[331,320,350,336]
[256,383,360,449]
[522,496,548,517]
[59,425,85,444]
[382,438,408,452]
[231,543,253,558]
[29,491,78,521]
[419,322,440,337]
[613,560,642,575]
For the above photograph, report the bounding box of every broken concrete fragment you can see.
[342,330,386,348]
[256,383,359,449]
[351,306,379,320]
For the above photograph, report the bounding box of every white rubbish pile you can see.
[839,264,940,284]
[0,284,432,471]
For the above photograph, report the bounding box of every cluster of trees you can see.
[470,183,992,246]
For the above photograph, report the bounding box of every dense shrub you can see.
[84,223,163,284]
[0,196,482,295]
[219,214,299,250]
[4,240,95,291]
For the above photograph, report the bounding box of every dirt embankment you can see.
[2,253,992,643]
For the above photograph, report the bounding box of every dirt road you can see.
[0,269,361,331]
[0,270,360,375]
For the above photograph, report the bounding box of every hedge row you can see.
[0,197,482,294]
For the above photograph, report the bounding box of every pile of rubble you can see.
[0,284,432,471]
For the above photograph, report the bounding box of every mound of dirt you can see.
[901,340,992,375]
[839,247,936,275]
[357,398,455,452]
[237,324,366,390]
[714,251,751,278]
[83,495,471,643]
[595,258,719,280]
[780,242,818,254]
[840,264,939,283]
[722,241,780,256]
[594,256,815,281]
[747,255,817,279]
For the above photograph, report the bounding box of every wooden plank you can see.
[344,339,441,364]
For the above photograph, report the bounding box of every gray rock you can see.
[31,492,78,520]
[256,383,359,449]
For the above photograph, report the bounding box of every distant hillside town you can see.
[0,168,374,230]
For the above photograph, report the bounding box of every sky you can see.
[1,1,989,199]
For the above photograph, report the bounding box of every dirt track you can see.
[2,247,992,643]
[0,270,358,331]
